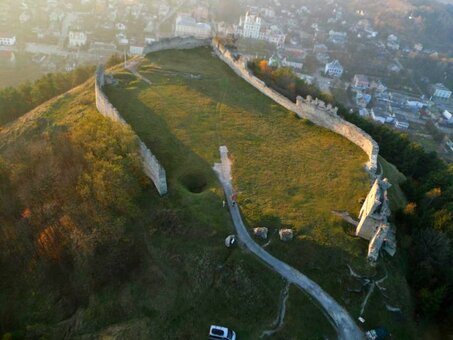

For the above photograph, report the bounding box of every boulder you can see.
[279,229,293,241]
[253,227,268,240]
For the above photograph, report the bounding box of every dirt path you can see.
[213,145,364,340]
[260,281,290,338]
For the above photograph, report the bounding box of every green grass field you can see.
[103,47,416,338]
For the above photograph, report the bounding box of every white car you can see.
[209,325,236,340]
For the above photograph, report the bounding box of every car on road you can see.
[209,325,236,340]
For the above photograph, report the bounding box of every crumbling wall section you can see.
[95,66,168,195]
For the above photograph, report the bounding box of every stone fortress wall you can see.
[95,66,168,195]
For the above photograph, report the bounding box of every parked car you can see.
[209,325,236,340]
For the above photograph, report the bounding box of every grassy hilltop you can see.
[105,46,415,338]
[0,46,415,338]
[0,74,333,339]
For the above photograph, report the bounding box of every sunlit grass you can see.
[104,47,416,338]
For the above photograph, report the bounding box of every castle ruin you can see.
[356,178,396,263]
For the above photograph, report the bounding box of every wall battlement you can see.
[95,65,168,196]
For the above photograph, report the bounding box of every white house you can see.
[431,83,451,100]
[237,11,286,46]
[282,56,303,70]
[239,12,262,39]
[324,60,343,78]
[443,110,453,123]
[0,33,16,46]
[175,14,212,39]
[68,31,87,48]
[329,30,347,44]
[387,34,399,50]
[129,44,144,56]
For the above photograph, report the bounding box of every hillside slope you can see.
[1,79,320,339]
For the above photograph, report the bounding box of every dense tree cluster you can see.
[247,59,334,104]
[250,62,452,324]
[0,65,95,125]
[0,110,146,334]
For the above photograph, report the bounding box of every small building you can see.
[236,11,285,46]
[443,110,453,124]
[394,118,409,130]
[328,30,347,45]
[282,56,303,70]
[175,14,212,39]
[239,11,262,39]
[352,74,370,90]
[431,83,452,100]
[359,108,370,117]
[68,31,87,48]
[313,43,328,53]
[355,91,372,108]
[324,59,343,78]
[386,34,399,50]
[0,33,16,46]
[129,44,145,56]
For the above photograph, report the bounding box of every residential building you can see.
[68,31,87,48]
[394,118,409,130]
[414,43,423,52]
[282,56,303,70]
[431,83,452,100]
[352,74,370,90]
[0,33,16,46]
[313,43,328,53]
[387,34,400,50]
[443,110,453,124]
[130,44,145,55]
[324,60,343,78]
[239,12,262,39]
[175,14,212,39]
[370,80,387,94]
[236,11,286,46]
[328,30,347,45]
[355,92,372,108]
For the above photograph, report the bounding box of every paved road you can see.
[213,145,364,340]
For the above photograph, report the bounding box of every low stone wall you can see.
[143,36,211,55]
[95,66,168,195]
[210,39,379,175]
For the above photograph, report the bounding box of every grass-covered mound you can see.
[0,80,325,339]
[104,46,416,338]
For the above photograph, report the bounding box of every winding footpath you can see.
[213,146,364,340]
